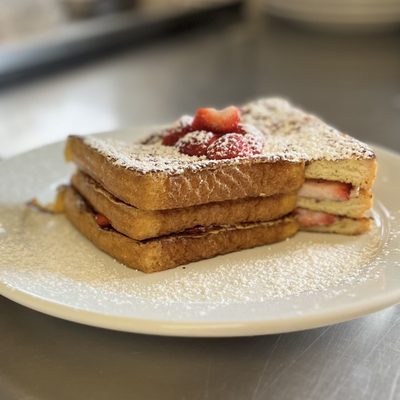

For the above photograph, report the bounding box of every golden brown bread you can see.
[304,159,377,190]
[65,136,305,211]
[63,186,299,273]
[71,171,298,240]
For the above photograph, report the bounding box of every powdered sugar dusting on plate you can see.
[0,203,388,311]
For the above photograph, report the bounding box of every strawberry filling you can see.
[95,213,111,228]
[161,106,266,159]
[295,208,337,228]
[298,179,352,202]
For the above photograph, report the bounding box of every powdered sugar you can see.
[207,133,251,160]
[175,130,216,156]
[84,135,294,175]
[175,130,214,146]
[242,98,375,161]
[83,97,374,176]
[84,137,210,174]
[0,203,387,308]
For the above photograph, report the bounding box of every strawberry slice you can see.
[207,133,251,160]
[95,213,111,228]
[298,179,352,202]
[192,106,241,134]
[176,131,218,157]
[295,208,337,228]
[162,126,192,146]
[161,116,194,146]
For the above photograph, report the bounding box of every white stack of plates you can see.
[263,0,400,31]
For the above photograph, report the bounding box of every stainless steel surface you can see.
[0,1,242,87]
[1,298,399,400]
[1,19,400,400]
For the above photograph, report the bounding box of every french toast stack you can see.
[64,107,305,273]
[63,98,376,273]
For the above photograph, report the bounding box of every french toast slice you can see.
[303,160,376,190]
[241,97,377,190]
[242,98,377,233]
[65,135,304,211]
[63,186,299,273]
[71,171,298,240]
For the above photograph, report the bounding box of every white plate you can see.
[264,0,400,30]
[0,133,399,337]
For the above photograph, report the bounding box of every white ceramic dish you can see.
[0,132,399,337]
[264,0,400,31]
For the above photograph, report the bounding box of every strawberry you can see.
[95,213,111,228]
[162,126,191,146]
[191,106,241,134]
[207,133,252,160]
[295,208,337,228]
[242,125,265,154]
[161,116,194,146]
[176,131,218,157]
[298,179,352,202]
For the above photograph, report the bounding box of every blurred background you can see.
[0,0,399,158]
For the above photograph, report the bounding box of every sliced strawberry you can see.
[295,208,337,228]
[176,131,218,157]
[207,133,252,160]
[298,179,352,202]
[192,106,241,134]
[95,213,111,228]
[162,126,191,146]
[161,116,194,146]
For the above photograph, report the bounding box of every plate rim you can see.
[1,280,399,337]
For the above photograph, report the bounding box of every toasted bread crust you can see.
[72,171,298,240]
[66,136,304,210]
[63,186,299,273]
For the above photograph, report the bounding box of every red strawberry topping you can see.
[295,208,337,228]
[242,124,265,154]
[160,107,265,160]
[207,133,253,160]
[192,106,241,134]
[176,131,218,157]
[95,213,111,228]
[162,126,191,146]
[162,116,194,146]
